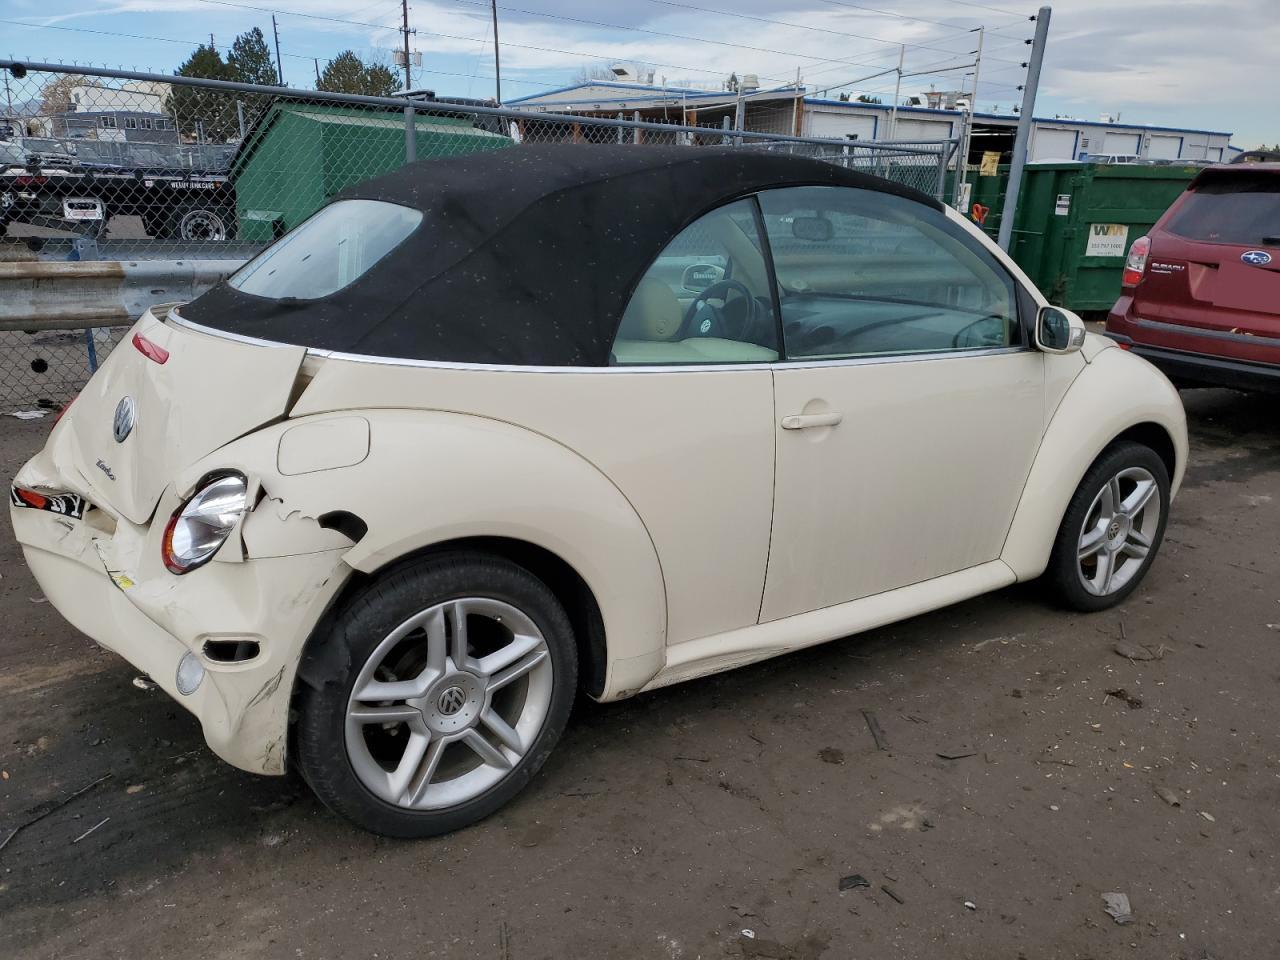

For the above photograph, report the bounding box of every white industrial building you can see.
[507,75,1234,164]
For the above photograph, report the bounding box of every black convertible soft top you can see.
[182,143,942,366]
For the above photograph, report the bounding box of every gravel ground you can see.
[1,388,1277,960]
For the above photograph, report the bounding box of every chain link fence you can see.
[0,325,128,408]
[1,59,957,405]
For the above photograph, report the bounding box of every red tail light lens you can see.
[15,175,49,186]
[1122,236,1150,288]
[132,333,170,364]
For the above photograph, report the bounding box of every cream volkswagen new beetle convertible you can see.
[11,145,1187,836]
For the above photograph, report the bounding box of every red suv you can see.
[1106,163,1280,392]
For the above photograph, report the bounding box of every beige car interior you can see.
[611,206,779,365]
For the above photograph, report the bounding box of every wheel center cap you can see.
[1107,515,1131,548]
[418,672,484,733]
[437,685,467,716]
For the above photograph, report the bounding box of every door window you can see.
[610,198,779,365]
[757,186,1021,360]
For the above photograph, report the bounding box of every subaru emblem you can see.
[113,396,136,443]
[1241,250,1272,266]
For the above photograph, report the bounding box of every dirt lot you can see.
[1,388,1277,960]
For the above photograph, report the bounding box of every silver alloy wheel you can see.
[1076,466,1162,596]
[344,597,554,810]
[177,209,228,241]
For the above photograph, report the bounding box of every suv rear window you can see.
[229,199,422,300]
[1164,172,1280,246]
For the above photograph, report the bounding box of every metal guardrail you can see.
[0,259,239,328]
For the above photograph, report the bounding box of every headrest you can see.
[617,277,682,342]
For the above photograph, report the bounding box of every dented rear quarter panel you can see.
[190,407,670,703]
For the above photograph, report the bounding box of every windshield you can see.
[229,199,422,300]
[1165,173,1280,246]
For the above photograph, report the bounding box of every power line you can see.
[814,0,1025,31]
[0,12,563,91]
[930,0,1030,16]
[181,0,806,85]
[445,0,1027,66]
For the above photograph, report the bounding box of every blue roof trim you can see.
[509,81,1231,138]
[801,96,1231,137]
[505,79,708,104]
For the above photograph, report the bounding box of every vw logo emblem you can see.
[437,685,467,716]
[112,396,136,443]
[1241,250,1272,266]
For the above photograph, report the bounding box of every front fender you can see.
[1001,348,1188,580]
[188,410,668,700]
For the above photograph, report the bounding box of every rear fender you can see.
[1001,348,1188,580]
[186,410,668,700]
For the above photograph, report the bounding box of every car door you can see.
[605,197,782,645]
[756,185,1046,622]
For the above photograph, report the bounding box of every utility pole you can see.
[998,6,1050,251]
[401,0,413,91]
[271,16,284,85]
[953,26,983,209]
[489,0,502,104]
[313,58,321,85]
[888,43,904,139]
[209,34,216,51]
[792,67,802,137]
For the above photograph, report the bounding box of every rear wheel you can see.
[295,553,578,837]
[158,202,235,241]
[1045,441,1170,611]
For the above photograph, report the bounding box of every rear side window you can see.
[229,199,421,300]
[1164,173,1280,246]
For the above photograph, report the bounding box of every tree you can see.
[170,44,238,143]
[855,94,882,104]
[40,75,79,114]
[317,51,400,96]
[228,27,279,86]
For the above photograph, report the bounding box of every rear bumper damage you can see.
[11,423,353,775]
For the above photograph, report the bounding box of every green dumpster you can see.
[231,102,511,243]
[952,161,1199,312]
[1009,163,1199,311]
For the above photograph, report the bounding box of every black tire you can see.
[160,202,236,241]
[1045,441,1171,612]
[295,553,578,837]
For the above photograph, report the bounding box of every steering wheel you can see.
[681,279,756,339]
[951,313,1008,349]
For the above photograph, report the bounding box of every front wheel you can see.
[295,553,577,837]
[1045,441,1170,611]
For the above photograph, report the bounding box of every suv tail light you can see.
[1122,236,1150,288]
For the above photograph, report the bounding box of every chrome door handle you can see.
[780,412,843,430]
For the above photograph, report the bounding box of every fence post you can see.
[936,141,953,200]
[999,6,1051,251]
[83,329,99,373]
[633,111,641,145]
[404,105,417,163]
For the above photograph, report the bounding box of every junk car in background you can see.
[13,145,1186,838]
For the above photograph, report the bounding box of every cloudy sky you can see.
[2,0,1275,146]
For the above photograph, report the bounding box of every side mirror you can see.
[681,262,724,292]
[1036,305,1087,354]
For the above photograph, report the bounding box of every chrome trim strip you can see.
[1133,316,1280,348]
[169,309,1028,373]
